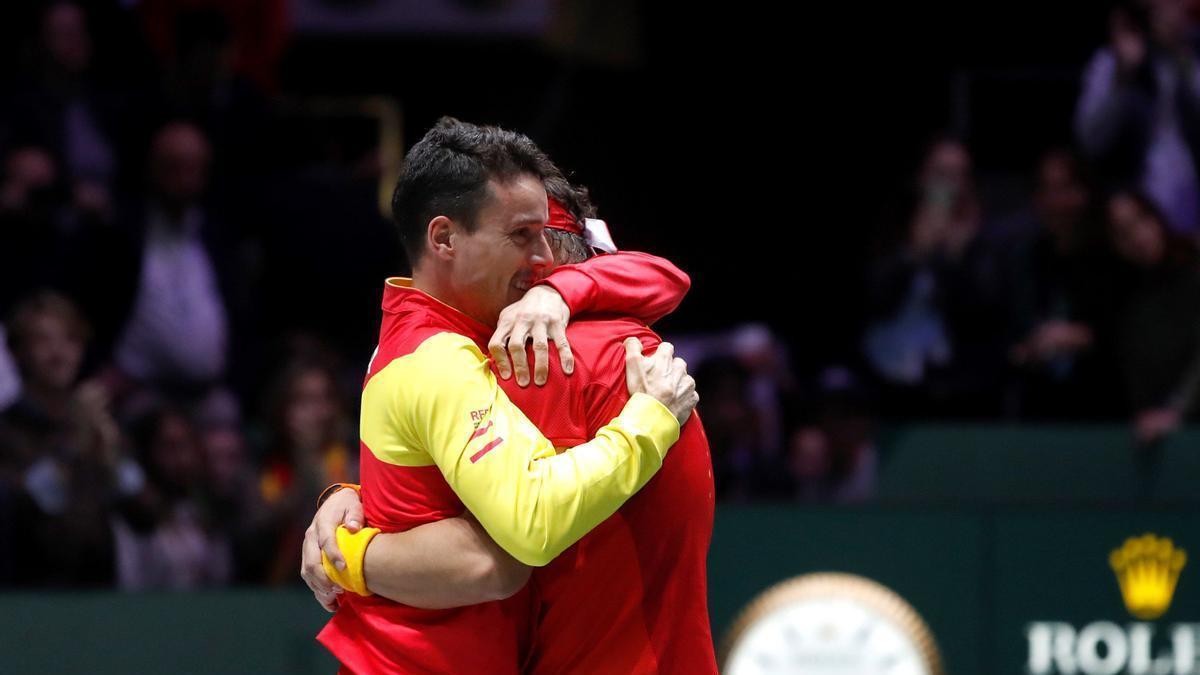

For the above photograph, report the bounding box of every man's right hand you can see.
[623,338,698,426]
[301,487,364,612]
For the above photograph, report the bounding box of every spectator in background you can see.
[693,356,774,501]
[181,387,259,582]
[676,323,792,458]
[676,323,793,500]
[1076,0,1200,236]
[0,146,75,311]
[863,136,1010,418]
[66,121,245,403]
[114,405,232,590]
[1103,188,1200,442]
[3,2,122,224]
[787,367,877,505]
[140,0,288,97]
[138,1,277,182]
[247,360,355,584]
[0,147,60,230]
[0,291,143,586]
[0,147,70,409]
[1007,148,1120,419]
[200,418,252,521]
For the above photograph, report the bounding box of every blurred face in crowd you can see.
[203,426,246,492]
[42,2,91,75]
[285,368,340,449]
[1,147,57,213]
[1108,193,1167,267]
[821,408,874,461]
[920,139,973,203]
[789,428,832,480]
[1148,0,1191,46]
[731,324,778,374]
[698,362,754,437]
[1035,152,1089,244]
[149,123,212,210]
[152,412,204,492]
[14,310,85,392]
[443,174,552,327]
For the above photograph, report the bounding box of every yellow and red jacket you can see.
[320,252,689,674]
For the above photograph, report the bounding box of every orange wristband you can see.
[317,482,361,507]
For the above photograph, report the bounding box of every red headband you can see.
[547,196,583,236]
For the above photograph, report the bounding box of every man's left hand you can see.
[489,285,575,387]
[301,487,364,612]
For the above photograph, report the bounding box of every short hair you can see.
[391,117,563,265]
[543,175,597,265]
[5,289,90,354]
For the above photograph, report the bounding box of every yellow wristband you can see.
[321,525,380,596]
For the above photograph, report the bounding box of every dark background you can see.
[0,0,1120,364]
[276,0,1111,366]
[272,1,1104,353]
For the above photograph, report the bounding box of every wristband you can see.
[321,524,380,597]
[317,482,360,508]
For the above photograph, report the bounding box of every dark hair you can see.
[391,117,563,265]
[543,175,597,265]
[5,289,90,355]
[1106,188,1199,270]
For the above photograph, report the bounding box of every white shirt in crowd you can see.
[115,206,228,384]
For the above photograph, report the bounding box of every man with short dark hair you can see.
[305,170,717,673]
[308,118,699,673]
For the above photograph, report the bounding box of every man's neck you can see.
[410,267,495,328]
[408,266,445,304]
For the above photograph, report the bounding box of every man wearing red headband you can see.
[304,118,705,667]
[520,183,717,674]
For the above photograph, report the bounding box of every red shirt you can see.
[506,318,718,675]
[527,252,715,674]
[319,252,710,673]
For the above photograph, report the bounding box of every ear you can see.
[427,215,456,261]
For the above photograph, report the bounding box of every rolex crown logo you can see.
[1109,534,1187,620]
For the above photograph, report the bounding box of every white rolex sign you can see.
[1027,622,1200,675]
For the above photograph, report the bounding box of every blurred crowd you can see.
[688,0,1200,503]
[0,1,382,590]
[858,0,1200,437]
[3,0,1200,590]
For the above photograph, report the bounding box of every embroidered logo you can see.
[467,411,503,463]
[469,408,490,428]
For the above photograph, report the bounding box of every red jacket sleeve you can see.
[538,252,691,325]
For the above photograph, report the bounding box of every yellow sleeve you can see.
[363,332,679,566]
